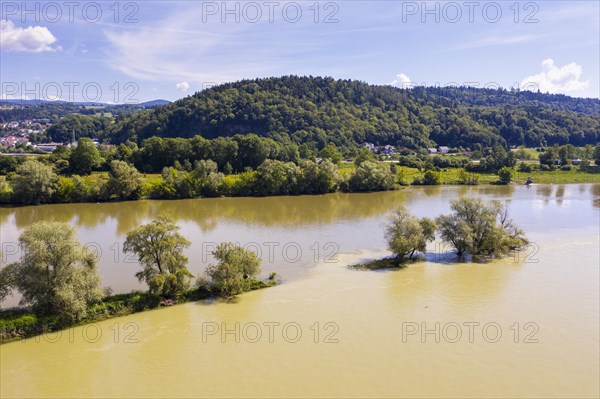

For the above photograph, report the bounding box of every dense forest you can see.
[40,76,600,148]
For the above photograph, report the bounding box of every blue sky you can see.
[1,1,598,103]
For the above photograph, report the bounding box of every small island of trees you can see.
[0,216,276,343]
[357,197,529,270]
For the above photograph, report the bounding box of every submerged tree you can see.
[206,243,261,297]
[385,207,436,263]
[436,197,528,258]
[123,216,192,298]
[7,222,102,321]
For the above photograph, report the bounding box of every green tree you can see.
[69,138,103,175]
[11,160,59,204]
[106,160,143,200]
[299,159,340,194]
[319,144,343,164]
[457,169,479,185]
[539,145,559,167]
[594,143,600,165]
[159,167,195,199]
[558,144,575,165]
[0,251,13,305]
[348,161,396,192]
[206,243,261,297]
[385,207,436,262]
[123,216,192,298]
[192,160,224,197]
[255,160,301,196]
[436,198,528,258]
[354,148,376,166]
[497,167,514,185]
[422,170,441,185]
[7,222,102,321]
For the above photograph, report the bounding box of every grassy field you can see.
[511,147,541,160]
[340,162,600,185]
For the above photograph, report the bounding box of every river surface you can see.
[1,184,599,398]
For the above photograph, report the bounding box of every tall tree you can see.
[69,138,103,175]
[106,160,144,200]
[11,160,59,204]
[123,216,192,298]
[206,243,262,297]
[385,207,436,262]
[436,198,528,257]
[7,222,102,321]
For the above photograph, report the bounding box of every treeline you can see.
[0,217,275,342]
[0,102,152,123]
[46,76,600,149]
[2,140,599,205]
[0,152,399,205]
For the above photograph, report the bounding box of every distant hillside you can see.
[61,77,600,148]
[0,99,171,123]
[139,99,171,108]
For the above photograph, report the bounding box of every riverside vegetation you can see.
[0,216,276,343]
[0,140,599,206]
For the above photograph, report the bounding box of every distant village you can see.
[362,142,456,156]
[0,119,53,151]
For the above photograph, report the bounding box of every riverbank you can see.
[1,164,598,208]
[0,279,275,344]
[338,163,600,184]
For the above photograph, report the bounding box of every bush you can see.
[397,156,423,170]
[413,170,441,185]
[560,165,572,171]
[517,162,533,173]
[0,310,40,342]
[457,169,479,185]
[497,167,514,185]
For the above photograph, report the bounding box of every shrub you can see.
[413,170,441,185]
[517,162,533,173]
[497,167,514,185]
[457,169,479,185]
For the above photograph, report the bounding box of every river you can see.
[1,184,599,398]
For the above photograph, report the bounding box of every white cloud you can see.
[521,59,590,94]
[390,73,413,89]
[0,20,59,53]
[176,81,190,91]
[102,7,265,84]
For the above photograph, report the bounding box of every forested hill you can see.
[88,76,600,148]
